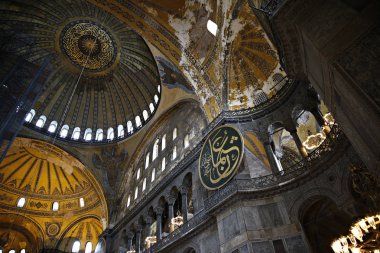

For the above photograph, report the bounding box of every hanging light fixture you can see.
[145,235,157,249]
[171,210,184,229]
[331,214,380,253]
[126,245,136,253]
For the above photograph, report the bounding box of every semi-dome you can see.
[0,138,107,215]
[0,0,161,143]
[0,137,108,252]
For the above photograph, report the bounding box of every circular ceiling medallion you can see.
[46,223,60,237]
[60,21,117,72]
[198,125,244,190]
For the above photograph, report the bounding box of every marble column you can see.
[154,206,163,240]
[263,141,281,172]
[126,231,134,251]
[166,195,176,232]
[180,186,189,223]
[144,217,153,250]
[290,129,308,157]
[310,107,330,134]
[135,225,142,253]
[101,229,113,253]
[166,195,176,221]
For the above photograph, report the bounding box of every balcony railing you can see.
[148,124,343,252]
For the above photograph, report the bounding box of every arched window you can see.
[207,19,218,36]
[96,129,103,141]
[48,121,58,133]
[145,153,150,169]
[79,197,85,208]
[135,116,142,128]
[152,139,159,161]
[172,146,177,160]
[9,250,15,253]
[149,103,155,113]
[173,128,177,140]
[136,168,140,180]
[154,94,159,104]
[36,115,46,128]
[127,195,131,207]
[184,134,189,148]
[17,197,26,207]
[60,125,69,138]
[84,128,92,141]
[143,110,149,121]
[107,127,114,140]
[72,240,80,253]
[161,134,167,151]
[52,201,59,211]
[85,242,93,253]
[117,124,124,138]
[24,109,35,122]
[161,157,166,171]
[157,85,161,93]
[127,121,133,134]
[72,127,81,140]
[151,168,156,182]
[142,178,146,191]
[21,249,26,253]
[134,186,138,199]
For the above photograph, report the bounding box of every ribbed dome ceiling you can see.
[0,0,161,143]
[0,138,106,214]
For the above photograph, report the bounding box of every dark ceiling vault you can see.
[0,0,162,143]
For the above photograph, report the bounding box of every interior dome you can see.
[0,138,107,214]
[0,137,108,252]
[0,0,161,143]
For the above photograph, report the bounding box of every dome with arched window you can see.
[0,137,108,252]
[0,0,162,144]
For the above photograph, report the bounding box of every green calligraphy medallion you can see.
[199,125,244,190]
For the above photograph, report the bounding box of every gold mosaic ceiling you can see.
[88,0,286,119]
[0,0,161,142]
[0,137,107,251]
[0,0,286,126]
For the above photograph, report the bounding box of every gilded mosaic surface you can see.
[61,21,117,71]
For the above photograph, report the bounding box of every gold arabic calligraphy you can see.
[202,129,240,184]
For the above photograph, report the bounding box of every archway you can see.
[299,196,352,253]
[184,247,197,253]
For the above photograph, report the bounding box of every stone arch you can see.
[288,187,342,223]
[268,121,285,136]
[0,212,44,252]
[182,172,193,188]
[184,247,197,253]
[182,241,201,253]
[291,104,305,126]
[297,195,352,253]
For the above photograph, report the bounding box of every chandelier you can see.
[331,214,380,253]
[126,246,136,253]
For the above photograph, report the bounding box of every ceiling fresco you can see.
[87,0,286,120]
[0,138,108,251]
[0,0,162,142]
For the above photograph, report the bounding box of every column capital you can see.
[126,231,134,239]
[154,206,164,215]
[134,224,142,232]
[179,185,189,195]
[144,216,153,225]
[165,194,176,205]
